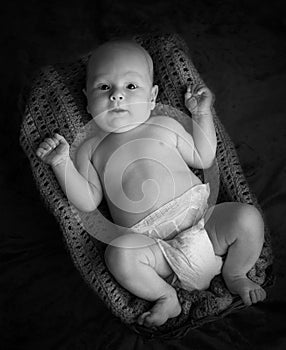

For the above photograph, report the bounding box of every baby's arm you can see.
[184,85,217,168]
[36,134,102,212]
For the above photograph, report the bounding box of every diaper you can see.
[132,183,223,291]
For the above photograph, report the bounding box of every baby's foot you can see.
[224,275,266,306]
[137,293,181,327]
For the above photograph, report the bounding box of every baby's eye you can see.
[126,83,137,90]
[98,84,110,91]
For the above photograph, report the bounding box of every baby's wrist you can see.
[51,156,70,169]
[192,109,213,118]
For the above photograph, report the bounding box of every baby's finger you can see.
[191,84,201,94]
[184,91,192,101]
[185,86,192,100]
[36,148,45,158]
[39,141,52,151]
[195,86,206,95]
[45,137,57,149]
[54,133,68,145]
[185,96,198,111]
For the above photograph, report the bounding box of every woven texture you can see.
[19,33,273,338]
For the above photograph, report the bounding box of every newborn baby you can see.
[36,40,266,327]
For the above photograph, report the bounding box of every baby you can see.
[36,40,266,327]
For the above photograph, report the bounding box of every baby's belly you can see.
[105,161,201,227]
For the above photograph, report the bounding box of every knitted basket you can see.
[19,33,273,338]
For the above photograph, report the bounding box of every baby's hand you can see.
[36,133,70,167]
[184,84,213,116]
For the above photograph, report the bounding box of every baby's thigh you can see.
[204,202,253,256]
[105,233,172,278]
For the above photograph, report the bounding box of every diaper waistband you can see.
[132,183,210,231]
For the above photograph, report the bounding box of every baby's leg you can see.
[105,234,181,327]
[205,202,266,306]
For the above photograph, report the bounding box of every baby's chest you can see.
[93,127,178,178]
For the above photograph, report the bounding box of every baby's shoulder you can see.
[77,135,101,158]
[149,115,179,125]
[149,115,183,127]
[147,116,184,146]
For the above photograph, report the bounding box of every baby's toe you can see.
[257,287,266,302]
[143,314,162,328]
[242,291,252,306]
[137,311,151,326]
[250,289,259,304]
[250,287,266,304]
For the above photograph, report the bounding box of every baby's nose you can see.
[110,90,124,101]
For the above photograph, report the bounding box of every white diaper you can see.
[132,183,223,291]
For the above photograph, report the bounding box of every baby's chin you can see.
[92,110,152,134]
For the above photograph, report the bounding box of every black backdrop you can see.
[1,1,286,349]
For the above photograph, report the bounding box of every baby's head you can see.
[84,40,158,133]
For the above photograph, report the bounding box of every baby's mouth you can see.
[112,107,127,113]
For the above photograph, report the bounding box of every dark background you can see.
[1,0,286,349]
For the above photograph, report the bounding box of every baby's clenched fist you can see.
[36,133,70,167]
[184,84,213,116]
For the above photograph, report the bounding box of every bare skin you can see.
[137,296,181,327]
[204,202,266,306]
[36,41,266,327]
[104,201,266,327]
[104,233,181,327]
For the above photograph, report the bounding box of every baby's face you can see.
[85,43,158,133]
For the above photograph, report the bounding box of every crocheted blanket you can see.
[19,33,274,338]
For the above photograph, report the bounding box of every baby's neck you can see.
[99,122,149,140]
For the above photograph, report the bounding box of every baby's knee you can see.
[236,203,264,240]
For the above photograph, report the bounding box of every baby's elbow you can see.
[201,156,216,169]
[82,186,102,212]
[194,153,216,169]
[82,204,98,212]
[75,195,101,213]
[74,202,98,213]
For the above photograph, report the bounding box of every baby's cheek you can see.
[89,100,106,115]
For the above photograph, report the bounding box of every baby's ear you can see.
[82,89,90,113]
[150,85,159,110]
